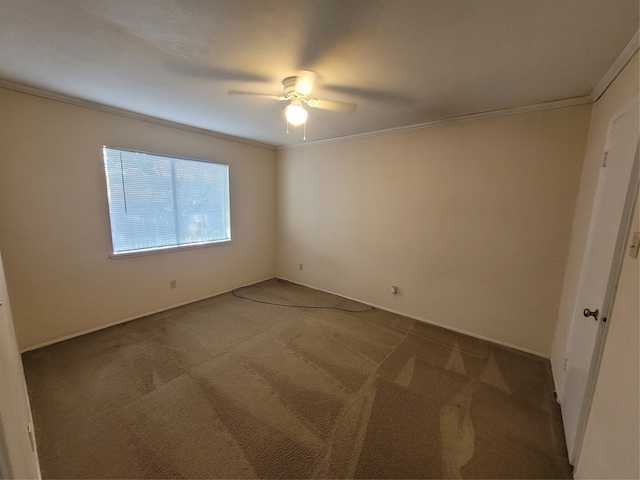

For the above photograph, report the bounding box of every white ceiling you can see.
[0,0,638,148]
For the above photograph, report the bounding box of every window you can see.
[103,147,231,256]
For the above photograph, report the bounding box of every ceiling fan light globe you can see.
[285,104,308,125]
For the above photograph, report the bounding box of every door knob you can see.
[583,308,599,320]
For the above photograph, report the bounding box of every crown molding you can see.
[591,29,639,102]
[4,36,631,154]
[0,79,276,151]
[278,96,593,150]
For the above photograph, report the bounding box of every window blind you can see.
[103,147,231,255]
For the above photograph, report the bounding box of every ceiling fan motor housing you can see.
[282,76,301,98]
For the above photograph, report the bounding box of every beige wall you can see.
[277,105,591,355]
[0,88,277,350]
[576,194,639,479]
[551,53,639,393]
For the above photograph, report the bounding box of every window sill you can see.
[109,239,233,259]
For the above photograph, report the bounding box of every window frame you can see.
[102,146,232,259]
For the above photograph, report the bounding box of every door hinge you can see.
[602,151,609,167]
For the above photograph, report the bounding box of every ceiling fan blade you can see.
[306,98,356,113]
[294,70,316,96]
[228,90,287,101]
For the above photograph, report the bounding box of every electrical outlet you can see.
[266,263,271,270]
[169,280,177,289]
[390,285,398,294]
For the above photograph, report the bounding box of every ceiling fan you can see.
[229,70,357,129]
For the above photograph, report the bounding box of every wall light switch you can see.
[629,231,640,259]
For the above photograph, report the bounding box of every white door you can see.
[561,98,639,463]
[0,250,41,478]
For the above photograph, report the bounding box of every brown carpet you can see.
[22,278,572,479]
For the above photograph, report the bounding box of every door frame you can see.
[567,96,639,464]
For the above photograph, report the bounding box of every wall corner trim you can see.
[591,30,640,102]
[277,96,593,150]
[0,80,276,151]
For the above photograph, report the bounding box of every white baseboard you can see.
[277,276,549,359]
[22,274,549,359]
[20,276,276,353]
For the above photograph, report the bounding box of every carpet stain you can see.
[444,341,467,376]
[315,375,378,478]
[240,356,345,440]
[283,334,373,392]
[439,379,477,479]
[194,374,319,478]
[128,425,186,479]
[394,354,416,387]
[478,353,512,394]
[354,377,444,478]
